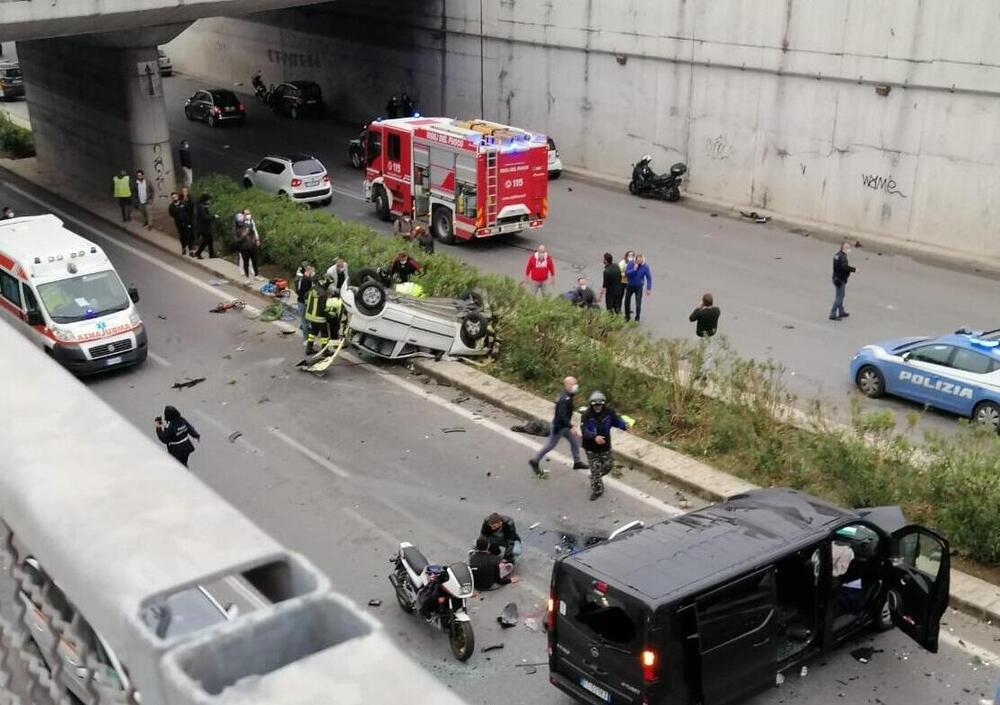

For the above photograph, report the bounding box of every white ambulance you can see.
[0,215,148,375]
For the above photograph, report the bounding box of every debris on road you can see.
[739,210,769,224]
[524,618,539,632]
[208,278,229,287]
[441,426,466,433]
[452,394,470,404]
[228,431,242,443]
[171,377,206,390]
[511,419,551,437]
[210,300,246,313]
[367,599,382,607]
[498,602,519,628]
[222,354,232,360]
[157,314,167,320]
[258,397,271,404]
[528,522,541,530]
[850,646,881,663]
[235,345,246,352]
[482,644,504,653]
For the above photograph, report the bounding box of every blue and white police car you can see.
[850,329,1000,429]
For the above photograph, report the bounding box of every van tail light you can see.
[211,106,221,115]
[290,178,303,187]
[238,103,245,112]
[641,649,658,683]
[546,591,557,653]
[593,580,608,595]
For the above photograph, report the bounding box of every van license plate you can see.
[104,356,123,366]
[579,678,610,702]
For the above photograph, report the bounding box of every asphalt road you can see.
[138,70,1000,436]
[3,174,1000,704]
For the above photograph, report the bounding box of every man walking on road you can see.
[830,239,856,321]
[133,169,154,229]
[580,391,630,501]
[529,376,588,475]
[599,252,623,314]
[624,253,652,322]
[689,293,720,337]
[194,193,217,259]
[112,169,132,222]
[524,244,555,296]
[178,140,193,186]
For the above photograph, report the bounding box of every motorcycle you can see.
[389,542,476,661]
[348,124,368,169]
[628,155,687,202]
[251,72,270,105]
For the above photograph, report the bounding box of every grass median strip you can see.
[196,173,1000,568]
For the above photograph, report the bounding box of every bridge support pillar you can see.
[17,26,188,212]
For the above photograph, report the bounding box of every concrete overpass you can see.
[0,0,329,208]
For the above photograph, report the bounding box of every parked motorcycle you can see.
[389,542,476,661]
[348,125,368,169]
[628,155,687,202]
[251,72,270,105]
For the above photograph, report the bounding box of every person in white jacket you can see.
[325,259,349,295]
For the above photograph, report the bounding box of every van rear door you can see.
[551,562,648,704]
[695,567,778,705]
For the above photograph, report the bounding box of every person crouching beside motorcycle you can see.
[469,537,515,591]
[479,513,522,563]
[580,391,630,501]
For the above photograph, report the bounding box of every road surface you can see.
[1,173,999,705]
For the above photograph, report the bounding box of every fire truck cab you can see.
[363,117,549,244]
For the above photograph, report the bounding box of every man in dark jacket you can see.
[478,513,522,562]
[469,537,513,591]
[599,252,623,314]
[154,405,201,467]
[388,252,421,283]
[580,391,629,500]
[566,276,597,308]
[689,293,721,337]
[529,376,588,475]
[193,193,217,259]
[170,188,195,256]
[830,239,857,321]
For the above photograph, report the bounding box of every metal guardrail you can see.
[0,325,468,705]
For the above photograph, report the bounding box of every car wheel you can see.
[291,105,300,120]
[433,207,456,245]
[277,190,289,200]
[459,312,488,347]
[374,187,391,222]
[350,149,362,169]
[356,281,387,316]
[855,365,885,398]
[184,106,194,121]
[973,400,1000,431]
[350,267,382,287]
[208,114,217,127]
[628,180,639,195]
[876,592,896,632]
[243,177,253,189]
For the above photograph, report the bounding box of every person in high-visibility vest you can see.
[304,277,332,354]
[112,169,132,223]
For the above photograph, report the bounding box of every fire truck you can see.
[362,117,550,244]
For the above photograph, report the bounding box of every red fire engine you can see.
[362,117,549,244]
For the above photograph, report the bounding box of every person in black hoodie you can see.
[830,239,857,321]
[194,193,217,259]
[155,405,201,467]
[599,252,623,313]
[469,537,514,591]
[529,376,588,475]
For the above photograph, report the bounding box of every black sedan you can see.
[184,89,246,127]
[271,80,324,119]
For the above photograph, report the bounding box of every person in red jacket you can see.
[524,244,555,295]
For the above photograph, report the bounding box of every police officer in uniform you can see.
[155,405,201,467]
[579,391,630,500]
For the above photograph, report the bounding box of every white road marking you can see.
[147,350,172,367]
[356,359,683,518]
[266,426,352,479]
[940,629,1000,667]
[189,409,265,456]
[343,506,402,547]
[224,575,269,610]
[331,185,366,202]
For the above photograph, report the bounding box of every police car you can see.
[850,329,1000,429]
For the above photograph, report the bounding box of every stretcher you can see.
[296,337,346,376]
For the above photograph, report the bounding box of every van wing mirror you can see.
[128,286,140,303]
[608,520,645,541]
[26,310,43,326]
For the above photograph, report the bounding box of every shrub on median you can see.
[0,113,34,159]
[193,173,1000,567]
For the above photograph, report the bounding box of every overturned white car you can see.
[340,275,493,360]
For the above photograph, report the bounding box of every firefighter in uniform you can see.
[579,391,630,501]
[304,276,343,355]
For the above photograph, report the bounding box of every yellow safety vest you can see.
[304,288,325,323]
[395,282,424,298]
[113,175,131,198]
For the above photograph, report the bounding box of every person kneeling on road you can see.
[479,512,522,563]
[469,537,515,591]
[580,391,630,501]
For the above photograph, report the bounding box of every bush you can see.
[192,173,1000,567]
[0,113,34,159]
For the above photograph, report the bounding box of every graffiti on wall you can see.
[861,173,907,199]
[151,142,168,198]
[267,49,321,68]
[705,134,733,160]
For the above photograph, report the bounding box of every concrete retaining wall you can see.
[169,0,1000,258]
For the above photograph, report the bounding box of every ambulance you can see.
[0,215,148,375]
[363,117,550,244]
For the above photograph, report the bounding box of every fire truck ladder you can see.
[484,146,500,227]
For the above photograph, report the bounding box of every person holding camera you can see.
[155,405,201,467]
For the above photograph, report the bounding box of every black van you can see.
[546,488,950,705]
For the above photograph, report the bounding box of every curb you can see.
[4,157,1000,628]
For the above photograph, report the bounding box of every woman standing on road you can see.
[155,405,200,467]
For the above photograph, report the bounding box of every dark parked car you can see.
[271,80,324,120]
[184,89,246,127]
